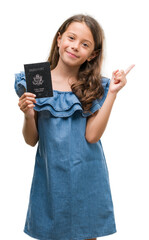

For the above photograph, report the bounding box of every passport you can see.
[24,62,53,98]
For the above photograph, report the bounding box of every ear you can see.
[57,32,62,47]
[87,50,99,62]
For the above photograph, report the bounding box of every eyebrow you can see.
[67,32,93,45]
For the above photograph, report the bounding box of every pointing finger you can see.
[125,64,135,75]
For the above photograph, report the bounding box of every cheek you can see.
[58,42,66,55]
[58,41,69,59]
[81,49,92,59]
[59,39,69,49]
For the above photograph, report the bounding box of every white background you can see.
[0,0,149,239]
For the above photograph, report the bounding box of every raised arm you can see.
[85,64,135,143]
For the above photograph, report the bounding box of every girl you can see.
[14,14,134,240]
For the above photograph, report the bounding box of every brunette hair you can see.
[47,14,105,114]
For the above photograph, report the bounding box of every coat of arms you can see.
[32,74,44,86]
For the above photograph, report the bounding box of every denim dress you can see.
[14,72,117,240]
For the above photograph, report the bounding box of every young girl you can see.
[14,14,134,240]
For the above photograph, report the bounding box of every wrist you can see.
[107,89,117,100]
[24,113,34,121]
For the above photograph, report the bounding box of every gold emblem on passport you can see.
[32,74,44,86]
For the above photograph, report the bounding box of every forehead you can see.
[64,22,94,42]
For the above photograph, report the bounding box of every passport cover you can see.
[24,62,53,98]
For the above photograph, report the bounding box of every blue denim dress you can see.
[14,72,116,240]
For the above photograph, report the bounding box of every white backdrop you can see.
[0,0,149,239]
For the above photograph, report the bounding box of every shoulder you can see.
[15,71,25,80]
[14,71,26,97]
[86,76,111,119]
[101,76,110,88]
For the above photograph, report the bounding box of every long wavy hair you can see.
[47,14,105,114]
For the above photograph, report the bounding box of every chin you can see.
[61,59,80,68]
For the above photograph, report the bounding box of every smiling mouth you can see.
[66,51,79,58]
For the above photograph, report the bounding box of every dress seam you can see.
[24,227,117,240]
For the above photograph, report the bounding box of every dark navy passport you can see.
[24,62,53,98]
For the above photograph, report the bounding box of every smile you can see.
[66,51,79,58]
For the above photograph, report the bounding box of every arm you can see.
[22,110,39,147]
[18,92,39,147]
[85,65,135,143]
[85,91,117,143]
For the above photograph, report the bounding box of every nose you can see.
[71,41,79,51]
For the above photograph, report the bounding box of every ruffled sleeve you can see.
[14,71,26,97]
[14,71,83,117]
[14,72,110,118]
[82,77,110,117]
[34,93,83,118]
[33,77,110,118]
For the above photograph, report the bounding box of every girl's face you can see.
[57,22,96,68]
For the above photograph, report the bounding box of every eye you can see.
[68,36,74,40]
[82,43,89,48]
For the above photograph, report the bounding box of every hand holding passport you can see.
[24,62,53,98]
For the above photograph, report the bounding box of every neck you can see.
[52,58,79,82]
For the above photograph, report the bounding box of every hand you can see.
[18,92,36,119]
[109,64,135,94]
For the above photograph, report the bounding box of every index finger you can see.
[19,92,36,100]
[125,64,135,75]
